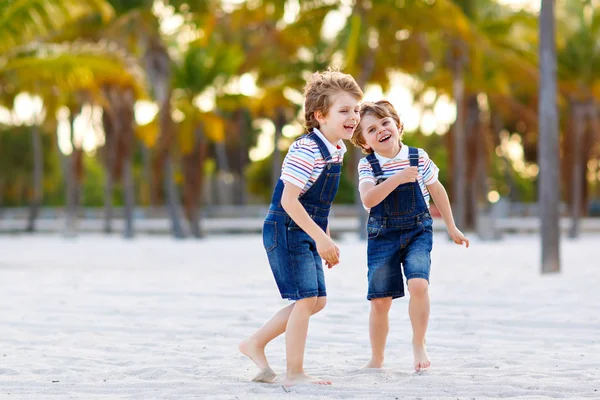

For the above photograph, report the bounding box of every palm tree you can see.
[1,45,146,236]
[538,0,560,273]
[171,28,246,236]
[0,0,148,236]
[93,0,185,238]
[555,1,600,238]
[450,1,538,231]
[229,0,318,189]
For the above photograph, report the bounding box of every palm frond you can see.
[0,0,114,55]
[0,41,147,100]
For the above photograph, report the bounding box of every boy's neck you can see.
[316,127,340,146]
[375,142,402,159]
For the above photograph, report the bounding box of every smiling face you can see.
[359,113,402,156]
[315,91,361,143]
[351,100,404,156]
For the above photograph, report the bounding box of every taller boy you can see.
[240,70,363,386]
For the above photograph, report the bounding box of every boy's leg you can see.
[283,296,331,387]
[239,297,326,381]
[407,278,430,372]
[363,297,392,368]
[364,229,403,369]
[403,220,433,372]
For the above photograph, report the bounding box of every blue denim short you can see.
[263,212,327,301]
[366,214,433,300]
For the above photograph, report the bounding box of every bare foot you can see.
[251,367,278,383]
[282,372,331,387]
[360,359,384,369]
[413,343,430,372]
[239,338,269,371]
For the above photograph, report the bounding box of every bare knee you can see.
[371,297,392,314]
[312,297,326,314]
[408,278,429,298]
[295,296,318,312]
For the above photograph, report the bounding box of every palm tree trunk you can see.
[61,112,80,237]
[214,141,232,204]
[102,89,116,234]
[164,155,186,238]
[538,0,560,273]
[0,178,4,218]
[62,152,77,238]
[452,44,467,231]
[26,125,43,232]
[103,170,114,233]
[271,107,285,191]
[590,103,600,197]
[569,104,584,238]
[144,34,185,237]
[123,157,135,238]
[182,125,207,238]
[236,109,250,205]
[103,133,115,234]
[465,95,479,230]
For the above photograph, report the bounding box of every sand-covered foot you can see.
[360,359,384,369]
[282,373,331,388]
[251,367,278,383]
[413,343,430,372]
[239,338,269,371]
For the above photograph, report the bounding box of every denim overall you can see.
[365,146,433,300]
[262,131,342,301]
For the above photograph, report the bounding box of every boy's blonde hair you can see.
[303,69,363,131]
[351,100,405,154]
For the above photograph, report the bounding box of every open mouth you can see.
[378,134,391,143]
[344,124,355,132]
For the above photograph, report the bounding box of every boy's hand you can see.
[317,235,340,267]
[324,226,336,269]
[448,227,469,247]
[399,166,419,183]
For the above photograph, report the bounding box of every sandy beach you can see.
[1,233,599,399]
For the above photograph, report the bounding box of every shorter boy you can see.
[351,100,469,372]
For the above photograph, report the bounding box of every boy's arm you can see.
[325,225,334,269]
[359,167,418,208]
[427,181,469,247]
[281,183,340,266]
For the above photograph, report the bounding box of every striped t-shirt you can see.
[358,144,439,207]
[281,129,346,195]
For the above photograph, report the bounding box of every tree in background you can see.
[538,0,560,273]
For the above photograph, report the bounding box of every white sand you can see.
[0,233,599,399]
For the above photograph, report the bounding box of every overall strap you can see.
[306,131,332,162]
[408,147,419,167]
[366,153,383,179]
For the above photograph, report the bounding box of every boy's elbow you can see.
[361,195,375,209]
[427,181,442,195]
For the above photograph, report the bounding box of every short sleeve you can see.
[419,149,439,185]
[280,139,317,189]
[358,158,376,187]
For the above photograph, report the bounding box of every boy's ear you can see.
[314,110,326,124]
[361,142,372,151]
